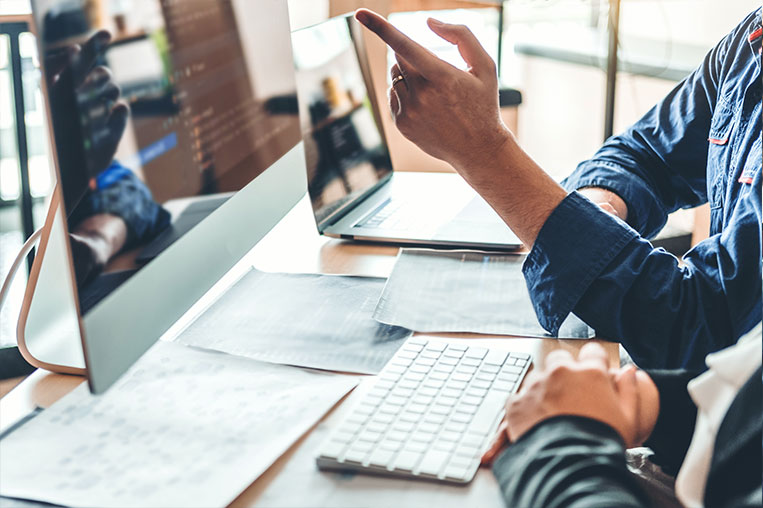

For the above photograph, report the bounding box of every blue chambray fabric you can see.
[523,9,762,369]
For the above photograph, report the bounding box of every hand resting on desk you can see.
[482,342,659,464]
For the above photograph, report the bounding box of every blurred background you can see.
[1,0,759,350]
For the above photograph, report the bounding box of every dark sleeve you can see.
[492,416,650,508]
[641,369,700,476]
[523,189,761,369]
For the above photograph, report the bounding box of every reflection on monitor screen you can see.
[292,16,393,227]
[35,0,300,314]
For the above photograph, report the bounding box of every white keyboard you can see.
[316,337,532,484]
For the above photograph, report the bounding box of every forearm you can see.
[493,416,649,508]
[456,131,567,248]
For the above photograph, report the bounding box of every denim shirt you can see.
[523,9,762,369]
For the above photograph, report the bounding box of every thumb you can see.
[426,18,495,78]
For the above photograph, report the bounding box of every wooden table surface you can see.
[0,194,619,507]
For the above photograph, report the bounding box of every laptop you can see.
[291,15,522,251]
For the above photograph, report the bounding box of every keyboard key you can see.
[461,395,483,406]
[432,440,456,452]
[442,349,464,359]
[424,413,447,425]
[380,439,403,451]
[393,420,416,433]
[423,378,445,389]
[444,421,467,433]
[367,422,388,433]
[426,342,447,352]
[394,450,423,472]
[436,395,458,407]
[417,449,450,477]
[368,448,397,468]
[386,395,408,406]
[451,412,472,424]
[466,387,488,398]
[480,364,500,374]
[492,380,515,392]
[455,403,478,415]
[344,448,370,465]
[407,441,429,453]
[391,357,414,368]
[445,380,468,391]
[471,379,491,390]
[452,372,473,383]
[483,350,509,366]
[416,357,436,367]
[441,387,462,399]
[464,347,488,359]
[439,356,459,366]
[461,433,485,448]
[443,463,470,481]
[319,440,348,460]
[433,363,455,373]
[418,422,441,434]
[420,350,441,359]
[439,430,461,442]
[397,350,418,360]
[475,372,496,382]
[399,411,420,423]
[410,364,431,374]
[358,430,384,443]
[460,357,481,368]
[372,413,395,424]
[501,365,524,375]
[418,386,439,397]
[430,371,449,381]
[447,344,467,352]
[411,431,435,443]
[412,395,434,406]
[468,391,507,435]
[430,405,451,415]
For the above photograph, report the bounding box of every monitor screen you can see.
[34,0,301,314]
[292,15,393,228]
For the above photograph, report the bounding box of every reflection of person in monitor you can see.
[45,30,169,287]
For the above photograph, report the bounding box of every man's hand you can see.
[355,9,509,173]
[482,342,659,465]
[355,9,569,247]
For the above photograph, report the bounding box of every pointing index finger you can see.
[355,9,441,78]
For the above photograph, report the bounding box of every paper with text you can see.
[0,341,357,508]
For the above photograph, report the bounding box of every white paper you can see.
[0,341,357,508]
[374,249,593,338]
[175,269,412,374]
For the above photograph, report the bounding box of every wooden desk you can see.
[0,194,618,508]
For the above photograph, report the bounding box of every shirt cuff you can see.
[523,191,639,335]
[562,161,668,238]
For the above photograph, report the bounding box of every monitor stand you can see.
[17,186,86,375]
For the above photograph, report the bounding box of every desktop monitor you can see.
[29,0,306,392]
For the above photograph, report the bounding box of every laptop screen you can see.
[292,15,393,228]
[34,0,301,313]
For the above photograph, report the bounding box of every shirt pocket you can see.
[707,99,736,211]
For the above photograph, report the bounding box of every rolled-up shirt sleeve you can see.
[524,182,761,369]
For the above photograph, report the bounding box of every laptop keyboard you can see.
[316,337,532,484]
[354,198,438,232]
